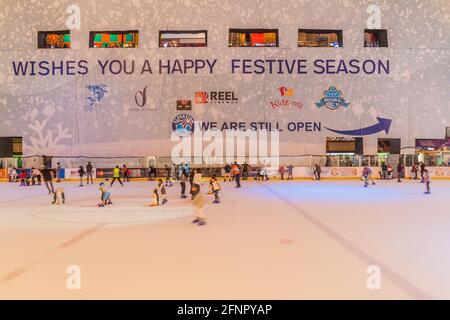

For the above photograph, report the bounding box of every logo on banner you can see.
[172,114,195,138]
[195,92,208,104]
[135,86,149,107]
[177,100,192,111]
[86,85,107,110]
[270,86,303,110]
[316,86,350,110]
[130,86,156,112]
[278,87,294,97]
[194,91,238,104]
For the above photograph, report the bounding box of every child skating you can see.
[211,177,221,204]
[157,179,168,205]
[98,182,113,207]
[362,166,375,187]
[424,169,431,194]
[52,187,65,205]
[150,188,159,206]
[191,185,207,226]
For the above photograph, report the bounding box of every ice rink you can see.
[0,178,449,299]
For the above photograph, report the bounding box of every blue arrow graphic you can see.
[325,117,392,136]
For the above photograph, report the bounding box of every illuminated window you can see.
[89,30,139,48]
[364,29,388,47]
[38,30,70,49]
[298,29,343,47]
[229,29,278,47]
[159,30,207,47]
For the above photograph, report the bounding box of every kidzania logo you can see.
[269,86,303,110]
[194,91,238,104]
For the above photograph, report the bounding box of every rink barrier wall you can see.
[2,167,450,181]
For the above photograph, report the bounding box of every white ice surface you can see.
[0,179,449,299]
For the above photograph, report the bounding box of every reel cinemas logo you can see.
[194,91,238,104]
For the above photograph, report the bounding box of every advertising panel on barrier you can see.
[65,168,96,179]
[0,169,7,180]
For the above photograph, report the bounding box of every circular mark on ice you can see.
[30,205,194,225]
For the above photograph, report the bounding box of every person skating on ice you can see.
[150,188,159,206]
[211,176,221,204]
[164,164,173,187]
[191,185,207,226]
[19,169,28,186]
[122,164,130,183]
[180,170,188,199]
[313,164,321,180]
[110,165,124,187]
[98,182,112,206]
[224,164,231,182]
[56,162,62,182]
[41,166,55,194]
[232,162,241,188]
[420,162,426,183]
[157,179,168,205]
[424,169,431,194]
[52,187,65,205]
[191,170,202,200]
[242,162,249,180]
[287,164,294,180]
[31,167,42,186]
[86,162,94,184]
[397,163,404,183]
[78,165,85,187]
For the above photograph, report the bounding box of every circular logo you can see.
[172,114,195,137]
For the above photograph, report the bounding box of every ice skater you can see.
[362,166,376,187]
[211,176,221,204]
[191,170,202,200]
[78,165,85,187]
[52,187,65,205]
[110,165,124,187]
[150,188,159,206]
[86,162,94,184]
[31,167,42,185]
[287,164,294,180]
[191,185,207,226]
[41,166,55,194]
[313,164,321,180]
[164,164,173,187]
[424,169,431,194]
[397,163,404,183]
[223,164,232,182]
[19,169,28,186]
[123,164,130,182]
[98,182,112,206]
[180,170,188,199]
[157,179,168,205]
[232,163,241,188]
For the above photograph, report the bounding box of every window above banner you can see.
[229,29,278,47]
[89,30,139,48]
[159,30,207,47]
[364,29,388,47]
[37,30,70,49]
[298,29,343,48]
